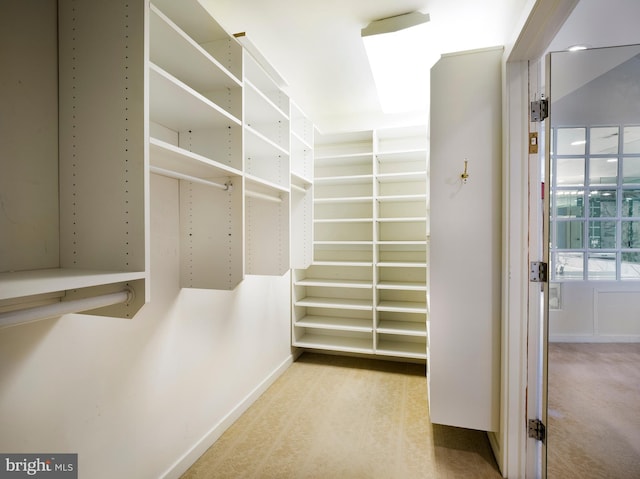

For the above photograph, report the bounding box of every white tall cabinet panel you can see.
[429,47,502,431]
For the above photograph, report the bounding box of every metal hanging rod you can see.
[245,189,282,203]
[0,289,133,328]
[150,166,231,191]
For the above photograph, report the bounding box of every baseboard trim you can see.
[550,335,640,343]
[160,353,296,479]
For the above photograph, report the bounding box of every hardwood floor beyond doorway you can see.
[548,342,640,478]
[181,353,501,479]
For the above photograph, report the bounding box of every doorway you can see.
[545,44,640,478]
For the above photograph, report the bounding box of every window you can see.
[551,125,640,280]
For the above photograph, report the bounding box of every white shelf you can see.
[377,320,427,336]
[293,332,373,354]
[150,137,241,180]
[291,171,313,188]
[377,241,428,246]
[149,63,240,130]
[314,196,373,204]
[377,194,427,202]
[296,315,372,332]
[377,301,427,313]
[315,174,373,185]
[150,5,241,94]
[291,102,314,148]
[377,217,425,223]
[376,339,427,360]
[315,152,373,162]
[377,261,427,268]
[243,50,289,115]
[245,80,289,124]
[295,297,373,310]
[295,278,372,288]
[377,281,427,291]
[292,130,313,150]
[312,261,373,267]
[314,241,374,246]
[314,218,372,224]
[244,125,289,157]
[377,171,427,182]
[0,269,146,302]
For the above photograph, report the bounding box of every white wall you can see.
[0,174,294,478]
[550,281,640,341]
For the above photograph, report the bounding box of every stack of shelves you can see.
[292,126,428,360]
[0,0,148,324]
[149,0,313,284]
[242,50,291,276]
[375,126,429,359]
[2,0,315,326]
[149,0,244,290]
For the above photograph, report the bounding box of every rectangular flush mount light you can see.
[362,12,431,114]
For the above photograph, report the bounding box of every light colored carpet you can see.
[548,343,640,479]
[181,353,501,479]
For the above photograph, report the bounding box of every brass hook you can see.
[461,159,469,183]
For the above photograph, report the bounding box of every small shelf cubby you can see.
[243,51,290,190]
[244,178,290,276]
[292,268,374,354]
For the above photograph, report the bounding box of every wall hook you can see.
[461,159,469,183]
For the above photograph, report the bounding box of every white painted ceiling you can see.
[201,0,527,132]
[200,0,640,133]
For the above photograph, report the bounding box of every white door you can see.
[544,43,640,478]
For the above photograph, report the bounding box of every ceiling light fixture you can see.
[567,44,589,52]
[361,12,433,114]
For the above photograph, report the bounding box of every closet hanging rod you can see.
[0,289,133,328]
[290,183,306,193]
[245,189,282,203]
[150,166,231,191]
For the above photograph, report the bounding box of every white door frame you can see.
[501,1,579,477]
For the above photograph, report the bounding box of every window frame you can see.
[550,124,640,281]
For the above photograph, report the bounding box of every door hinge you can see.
[529,261,548,282]
[530,98,549,122]
[528,418,546,442]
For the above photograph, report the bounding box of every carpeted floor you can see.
[181,352,501,479]
[547,342,640,479]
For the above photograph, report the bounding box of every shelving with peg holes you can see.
[1,0,148,323]
[149,0,244,290]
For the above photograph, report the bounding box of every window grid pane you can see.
[621,252,640,279]
[551,125,640,281]
[587,253,616,280]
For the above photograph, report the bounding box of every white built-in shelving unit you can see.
[292,126,428,360]
[0,0,148,324]
[149,0,244,290]
[1,0,314,326]
[148,0,313,285]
